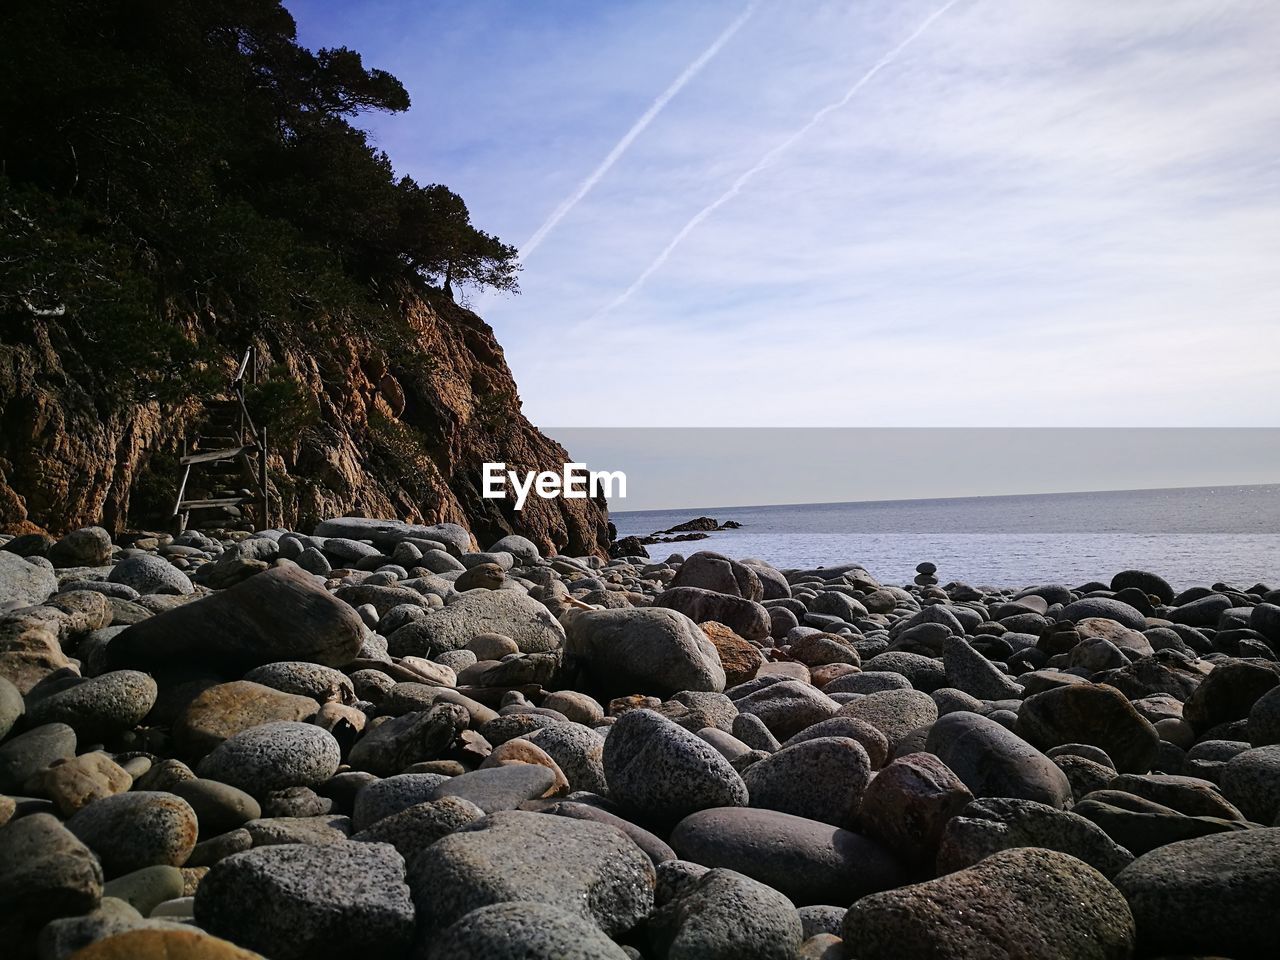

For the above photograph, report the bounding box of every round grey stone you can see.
[647,867,803,960]
[242,661,354,704]
[196,721,341,798]
[27,671,157,741]
[603,709,748,827]
[427,902,631,960]
[743,736,871,827]
[520,721,608,794]
[352,796,485,859]
[844,847,1134,959]
[0,721,76,792]
[1114,827,1280,958]
[408,809,655,938]
[927,711,1072,808]
[1220,744,1280,823]
[107,554,193,596]
[836,688,938,750]
[195,840,415,960]
[353,773,451,830]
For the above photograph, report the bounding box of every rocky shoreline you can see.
[2,520,1279,959]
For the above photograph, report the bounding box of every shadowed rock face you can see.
[0,295,609,557]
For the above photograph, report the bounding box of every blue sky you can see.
[288,0,1280,428]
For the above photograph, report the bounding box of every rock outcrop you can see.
[0,294,609,557]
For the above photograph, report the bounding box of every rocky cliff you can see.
[0,291,611,557]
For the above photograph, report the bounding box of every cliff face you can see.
[0,293,611,557]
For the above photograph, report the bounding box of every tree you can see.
[395,179,521,297]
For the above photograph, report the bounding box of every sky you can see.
[287,0,1280,432]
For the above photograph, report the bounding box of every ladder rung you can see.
[181,444,257,465]
[179,496,254,509]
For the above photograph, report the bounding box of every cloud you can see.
[517,0,759,262]
[290,0,1280,428]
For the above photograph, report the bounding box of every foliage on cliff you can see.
[0,0,519,401]
[0,0,609,555]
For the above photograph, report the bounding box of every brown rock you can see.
[174,681,318,759]
[43,752,134,816]
[858,753,973,866]
[0,618,74,693]
[67,928,263,959]
[700,622,763,687]
[455,562,505,591]
[480,738,569,796]
[810,663,860,688]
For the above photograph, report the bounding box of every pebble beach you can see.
[2,517,1279,959]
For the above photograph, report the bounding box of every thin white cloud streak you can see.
[516,0,759,263]
[590,0,965,320]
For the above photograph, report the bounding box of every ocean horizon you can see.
[611,482,1280,588]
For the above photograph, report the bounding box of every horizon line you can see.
[610,479,1280,516]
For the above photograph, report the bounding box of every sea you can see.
[611,484,1280,590]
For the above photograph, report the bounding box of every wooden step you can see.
[181,444,257,466]
[179,496,255,510]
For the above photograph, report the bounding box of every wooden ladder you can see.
[173,346,271,533]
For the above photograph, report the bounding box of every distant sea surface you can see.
[611,484,1280,590]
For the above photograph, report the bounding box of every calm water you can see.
[612,484,1280,589]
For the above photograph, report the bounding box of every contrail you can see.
[517,1,759,262]
[592,0,963,319]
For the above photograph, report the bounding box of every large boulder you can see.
[26,670,157,742]
[47,527,113,568]
[1062,598,1147,630]
[107,563,364,671]
[1183,659,1280,734]
[742,736,872,828]
[1111,570,1175,605]
[564,607,725,697]
[387,590,563,656]
[603,709,748,827]
[0,551,57,607]
[927,711,1072,808]
[670,552,763,601]
[1016,683,1160,773]
[733,680,839,741]
[195,841,415,960]
[0,721,76,792]
[858,753,974,867]
[66,792,198,877]
[843,848,1134,959]
[0,813,103,943]
[836,688,938,751]
[107,554,193,596]
[938,797,1134,878]
[1114,828,1280,958]
[654,586,770,642]
[670,807,906,907]
[647,867,803,960]
[408,809,655,938]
